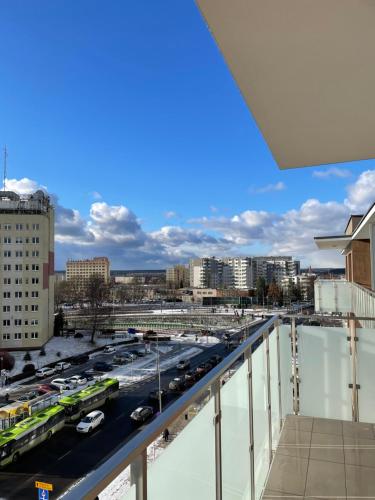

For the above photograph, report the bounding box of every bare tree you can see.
[84,274,112,343]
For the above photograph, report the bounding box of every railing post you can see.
[264,329,273,465]
[348,315,359,422]
[212,379,222,500]
[276,319,283,432]
[291,317,299,414]
[245,348,255,500]
[130,449,147,500]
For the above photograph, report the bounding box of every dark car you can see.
[80,370,94,381]
[168,377,186,391]
[93,361,113,372]
[176,360,190,370]
[149,389,167,402]
[71,354,90,365]
[184,371,196,387]
[135,350,145,357]
[112,354,128,365]
[130,406,154,423]
[209,354,223,366]
[195,363,212,377]
[129,349,141,358]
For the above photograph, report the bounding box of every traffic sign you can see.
[38,488,49,500]
[35,481,53,491]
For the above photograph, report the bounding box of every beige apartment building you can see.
[0,190,54,350]
[166,264,189,289]
[66,257,110,289]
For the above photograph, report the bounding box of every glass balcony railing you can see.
[61,314,375,500]
[315,279,375,326]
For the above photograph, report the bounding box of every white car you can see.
[35,367,56,378]
[76,410,105,433]
[55,361,71,372]
[103,345,116,354]
[51,378,74,390]
[68,374,87,386]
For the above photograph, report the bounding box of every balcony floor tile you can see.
[263,416,375,500]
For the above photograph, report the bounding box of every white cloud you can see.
[345,170,375,213]
[91,191,102,200]
[4,177,47,194]
[313,167,352,179]
[249,181,286,194]
[6,170,374,269]
[164,211,177,219]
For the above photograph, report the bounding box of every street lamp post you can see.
[156,332,162,414]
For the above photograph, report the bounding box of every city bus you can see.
[0,404,65,466]
[59,378,119,422]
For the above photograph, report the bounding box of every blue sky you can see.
[1,1,374,269]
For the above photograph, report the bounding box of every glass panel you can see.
[269,330,280,443]
[148,397,216,500]
[221,361,251,500]
[298,326,351,420]
[279,325,293,417]
[357,328,375,423]
[121,484,135,500]
[315,280,352,314]
[252,342,269,500]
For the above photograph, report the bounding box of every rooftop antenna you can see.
[3,145,7,191]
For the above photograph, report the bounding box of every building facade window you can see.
[4,224,11,230]
[15,264,22,271]
[16,224,23,230]
[14,305,22,312]
[31,305,39,312]
[3,278,11,285]
[31,319,39,325]
[31,291,39,298]
[3,251,11,257]
[3,320,10,326]
[14,319,22,326]
[2,334,10,340]
[15,237,23,244]
[15,251,23,257]
[14,333,22,340]
[4,237,11,244]
[15,291,22,298]
[32,223,39,230]
[3,264,11,271]
[32,264,39,271]
[2,305,10,312]
[32,277,39,284]
[32,250,39,257]
[3,292,10,298]
[32,237,39,244]
[31,332,39,339]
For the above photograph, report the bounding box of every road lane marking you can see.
[58,450,72,461]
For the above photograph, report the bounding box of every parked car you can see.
[38,384,59,394]
[35,367,56,378]
[176,360,190,370]
[184,371,196,387]
[168,377,186,391]
[51,378,74,390]
[195,363,212,377]
[80,370,94,381]
[74,332,84,338]
[135,350,145,357]
[68,374,87,386]
[103,345,116,354]
[55,361,71,372]
[130,406,154,423]
[17,390,39,402]
[71,354,90,365]
[112,354,128,365]
[93,361,113,372]
[209,355,222,366]
[149,389,167,402]
[121,351,136,360]
[76,410,105,433]
[129,350,141,358]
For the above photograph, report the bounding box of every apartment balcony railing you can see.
[62,314,375,500]
[315,279,375,326]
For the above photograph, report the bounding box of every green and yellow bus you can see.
[59,378,120,422]
[0,405,65,466]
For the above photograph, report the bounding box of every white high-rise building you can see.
[222,257,253,289]
[0,190,54,349]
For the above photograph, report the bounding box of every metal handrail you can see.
[61,315,279,500]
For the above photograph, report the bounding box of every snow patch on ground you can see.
[8,334,135,376]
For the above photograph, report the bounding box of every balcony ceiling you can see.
[314,236,351,250]
[196,0,375,169]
